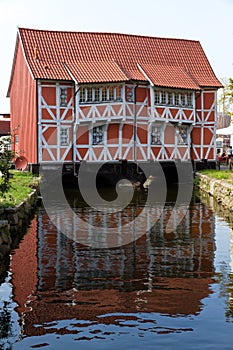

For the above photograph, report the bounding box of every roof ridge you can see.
[18,27,200,43]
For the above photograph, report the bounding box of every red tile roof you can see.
[15,28,222,89]
[138,63,200,90]
[65,60,129,83]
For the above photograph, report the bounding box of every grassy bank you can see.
[0,171,39,208]
[197,169,233,184]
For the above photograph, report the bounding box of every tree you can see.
[0,135,15,197]
[218,77,233,117]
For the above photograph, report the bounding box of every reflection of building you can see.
[10,198,216,337]
[8,28,222,170]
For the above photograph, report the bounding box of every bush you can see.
[0,135,15,196]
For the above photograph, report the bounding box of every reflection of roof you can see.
[22,278,213,336]
[9,28,222,92]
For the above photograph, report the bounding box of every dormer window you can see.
[154,89,194,108]
[79,85,123,104]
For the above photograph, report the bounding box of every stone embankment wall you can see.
[0,220,11,278]
[0,186,39,275]
[0,189,38,232]
[195,172,233,212]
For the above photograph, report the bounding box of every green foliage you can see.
[199,169,233,183]
[0,135,15,197]
[0,171,37,208]
[218,77,233,116]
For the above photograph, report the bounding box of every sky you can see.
[0,0,232,113]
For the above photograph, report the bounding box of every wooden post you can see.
[228,158,232,171]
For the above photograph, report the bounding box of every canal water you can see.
[1,185,233,349]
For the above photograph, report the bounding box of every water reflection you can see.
[1,187,233,349]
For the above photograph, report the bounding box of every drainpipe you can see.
[133,84,138,162]
[62,62,79,175]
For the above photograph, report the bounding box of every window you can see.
[79,85,123,104]
[60,88,67,107]
[108,86,115,101]
[60,128,69,146]
[180,93,186,106]
[92,125,104,145]
[161,91,167,105]
[86,87,93,102]
[168,92,174,105]
[115,86,122,101]
[187,93,193,107]
[80,87,86,103]
[126,86,134,102]
[151,124,162,145]
[94,87,100,102]
[177,125,188,145]
[15,135,19,144]
[154,89,194,108]
[154,91,160,104]
[175,93,180,106]
[102,86,108,102]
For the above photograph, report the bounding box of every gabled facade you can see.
[7,28,222,169]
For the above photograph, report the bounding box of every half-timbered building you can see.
[7,28,222,174]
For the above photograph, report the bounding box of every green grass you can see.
[199,169,233,183]
[0,170,39,208]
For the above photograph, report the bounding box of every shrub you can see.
[0,135,15,196]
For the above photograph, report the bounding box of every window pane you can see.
[180,93,186,106]
[154,91,160,104]
[60,128,69,146]
[175,93,180,106]
[126,86,134,102]
[115,86,122,101]
[80,88,85,103]
[168,92,173,105]
[151,124,162,145]
[94,87,100,102]
[60,88,67,107]
[102,87,108,102]
[187,93,193,107]
[92,126,104,145]
[177,125,188,145]
[86,87,93,102]
[161,91,167,105]
[108,86,114,101]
